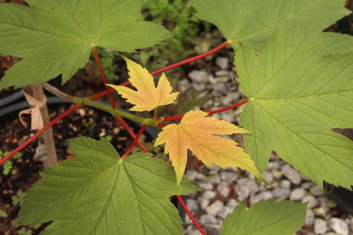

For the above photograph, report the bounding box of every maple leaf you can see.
[221,199,307,235]
[107,57,179,112]
[191,0,350,50]
[18,137,199,234]
[155,110,263,185]
[0,0,168,89]
[237,26,353,189]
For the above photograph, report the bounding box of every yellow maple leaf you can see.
[155,110,264,185]
[107,57,179,112]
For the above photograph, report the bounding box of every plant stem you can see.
[121,125,147,159]
[163,99,250,122]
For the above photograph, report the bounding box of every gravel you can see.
[180,58,353,235]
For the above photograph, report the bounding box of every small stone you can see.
[203,191,217,200]
[186,199,199,212]
[217,183,230,198]
[216,57,229,70]
[217,206,233,219]
[177,79,191,93]
[189,70,209,84]
[302,195,318,209]
[301,182,314,190]
[314,218,328,234]
[314,207,327,217]
[212,83,227,96]
[305,209,315,225]
[199,198,210,210]
[272,169,283,180]
[236,185,250,201]
[263,171,274,183]
[199,214,218,224]
[185,170,198,181]
[206,200,224,216]
[227,199,238,208]
[215,70,229,77]
[267,161,280,170]
[199,183,213,191]
[184,225,202,235]
[282,165,302,185]
[330,218,349,235]
[193,83,206,91]
[220,171,238,182]
[280,180,291,188]
[290,188,305,201]
[250,191,273,205]
[273,188,291,201]
[310,186,324,196]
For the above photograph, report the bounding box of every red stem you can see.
[0,105,81,165]
[175,195,207,235]
[164,99,250,121]
[121,125,147,159]
[92,46,117,109]
[93,46,148,150]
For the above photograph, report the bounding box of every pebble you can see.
[310,186,325,196]
[330,218,349,235]
[200,214,218,224]
[206,200,224,216]
[236,185,250,201]
[250,191,273,205]
[220,171,238,182]
[199,183,213,191]
[305,209,315,225]
[280,180,291,188]
[178,79,191,93]
[262,171,274,183]
[314,207,327,217]
[203,191,217,200]
[227,199,238,208]
[217,183,230,198]
[189,70,209,84]
[199,198,210,210]
[315,218,328,234]
[282,165,302,185]
[290,188,305,201]
[216,57,229,70]
[273,188,291,201]
[303,195,318,209]
[212,83,227,96]
[217,206,234,219]
[193,83,206,91]
[272,169,283,180]
[186,199,199,212]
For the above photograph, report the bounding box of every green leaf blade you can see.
[191,0,350,50]
[221,199,307,235]
[0,0,168,89]
[18,137,198,235]
[237,27,353,189]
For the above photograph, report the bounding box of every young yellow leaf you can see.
[107,57,179,112]
[155,110,263,185]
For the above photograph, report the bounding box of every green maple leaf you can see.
[18,137,199,235]
[221,199,307,235]
[0,0,168,89]
[237,26,353,189]
[191,0,350,49]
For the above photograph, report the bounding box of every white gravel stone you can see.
[199,198,210,210]
[315,218,328,234]
[236,185,250,201]
[290,188,305,201]
[217,183,230,198]
[302,195,318,209]
[185,170,198,181]
[282,164,302,185]
[216,57,229,70]
[314,207,327,217]
[185,225,202,235]
[217,206,234,219]
[186,199,199,212]
[199,183,213,191]
[193,83,206,91]
[220,171,238,182]
[251,191,273,205]
[272,169,283,180]
[280,180,291,188]
[273,188,291,201]
[310,186,325,196]
[178,79,191,93]
[330,218,349,235]
[263,171,274,183]
[305,209,315,225]
[189,70,209,84]
[200,214,218,224]
[212,83,227,96]
[206,200,224,216]
[203,191,217,200]
[227,199,238,208]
